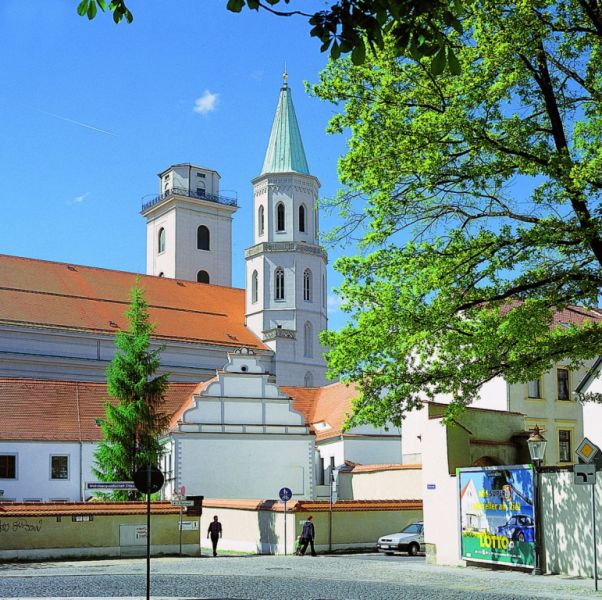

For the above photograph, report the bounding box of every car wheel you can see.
[408,543,419,556]
[516,532,525,542]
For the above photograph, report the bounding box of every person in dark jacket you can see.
[207,515,222,556]
[299,515,316,556]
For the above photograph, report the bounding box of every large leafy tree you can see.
[313,0,602,426]
[75,0,465,71]
[94,283,169,499]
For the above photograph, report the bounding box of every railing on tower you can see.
[141,187,238,212]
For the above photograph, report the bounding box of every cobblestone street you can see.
[0,554,598,600]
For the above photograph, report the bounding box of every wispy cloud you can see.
[193,90,219,115]
[328,295,344,312]
[38,109,117,136]
[70,192,90,205]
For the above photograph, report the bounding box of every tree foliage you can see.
[76,0,465,72]
[312,0,602,426]
[94,283,169,499]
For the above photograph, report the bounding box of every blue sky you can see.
[0,1,350,329]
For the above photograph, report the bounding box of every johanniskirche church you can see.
[0,77,402,503]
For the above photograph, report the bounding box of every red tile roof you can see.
[0,501,182,517]
[283,381,360,440]
[202,498,423,512]
[0,378,198,441]
[0,254,265,349]
[350,464,421,474]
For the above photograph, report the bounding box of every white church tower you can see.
[245,75,328,387]
[141,164,237,286]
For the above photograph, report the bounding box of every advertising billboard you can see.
[458,464,535,567]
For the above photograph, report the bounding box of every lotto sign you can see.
[458,465,535,568]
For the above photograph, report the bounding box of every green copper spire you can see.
[261,73,310,176]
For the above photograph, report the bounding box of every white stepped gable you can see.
[178,347,307,431]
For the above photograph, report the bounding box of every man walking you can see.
[299,515,316,556]
[207,515,222,557]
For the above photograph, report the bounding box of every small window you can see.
[158,228,166,253]
[322,275,326,308]
[559,429,572,462]
[303,269,312,302]
[318,456,325,485]
[51,455,68,480]
[557,368,570,400]
[197,270,210,284]
[258,205,265,237]
[252,270,259,303]
[196,187,206,197]
[197,225,210,251]
[527,379,541,399]
[158,272,164,278]
[304,321,313,357]
[275,267,285,300]
[276,202,285,232]
[299,205,306,232]
[0,455,16,479]
[304,371,314,387]
[196,172,206,178]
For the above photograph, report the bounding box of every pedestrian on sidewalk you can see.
[299,515,316,556]
[207,515,222,557]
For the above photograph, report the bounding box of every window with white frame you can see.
[258,205,265,236]
[276,202,285,232]
[197,225,210,251]
[527,379,541,398]
[558,429,572,462]
[303,269,312,301]
[158,227,166,253]
[304,321,313,357]
[0,455,16,479]
[252,270,259,303]
[299,204,306,232]
[50,455,69,480]
[275,267,285,300]
[557,368,570,400]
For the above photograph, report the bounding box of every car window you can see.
[401,523,422,534]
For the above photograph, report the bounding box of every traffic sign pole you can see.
[278,487,293,556]
[284,500,287,556]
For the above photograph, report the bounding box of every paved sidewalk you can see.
[0,554,599,599]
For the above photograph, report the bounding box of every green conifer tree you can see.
[93,282,169,499]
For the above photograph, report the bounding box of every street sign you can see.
[86,481,136,490]
[575,464,597,486]
[171,500,194,507]
[576,437,600,464]
[133,466,164,495]
[178,520,198,531]
[279,487,292,502]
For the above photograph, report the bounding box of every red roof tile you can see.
[0,501,182,517]
[0,254,265,349]
[0,378,198,441]
[283,381,359,440]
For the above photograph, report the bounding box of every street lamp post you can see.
[527,425,547,576]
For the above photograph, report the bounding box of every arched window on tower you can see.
[299,204,306,233]
[304,371,314,388]
[275,267,285,300]
[197,225,210,251]
[251,270,259,303]
[304,321,313,357]
[158,228,166,253]
[276,202,285,232]
[197,270,210,284]
[258,205,264,236]
[303,269,312,302]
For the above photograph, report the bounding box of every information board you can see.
[458,465,535,568]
